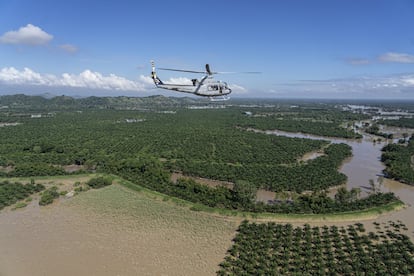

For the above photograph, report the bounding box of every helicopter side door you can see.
[207,83,223,94]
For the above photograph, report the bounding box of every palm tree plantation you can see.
[1,95,414,275]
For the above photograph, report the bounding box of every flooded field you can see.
[0,183,237,276]
[264,129,387,192]
[263,129,414,240]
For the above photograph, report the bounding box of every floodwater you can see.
[263,129,386,193]
[0,185,237,276]
[262,129,414,240]
[253,129,387,202]
[174,130,400,203]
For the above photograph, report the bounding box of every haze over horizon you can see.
[1,0,414,99]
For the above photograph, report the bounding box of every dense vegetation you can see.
[382,136,414,185]
[0,95,399,214]
[365,124,393,139]
[218,221,414,275]
[39,186,60,205]
[381,117,414,128]
[259,190,399,214]
[171,143,351,192]
[236,107,364,138]
[0,100,357,193]
[0,180,44,209]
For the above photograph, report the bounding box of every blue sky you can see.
[0,0,414,99]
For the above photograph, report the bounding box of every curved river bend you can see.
[264,130,385,193]
[261,129,414,240]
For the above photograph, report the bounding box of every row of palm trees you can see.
[218,220,414,275]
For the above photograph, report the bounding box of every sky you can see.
[0,0,414,99]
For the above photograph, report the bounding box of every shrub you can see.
[39,186,59,206]
[86,176,112,189]
[12,202,27,210]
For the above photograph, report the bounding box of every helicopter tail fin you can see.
[151,60,163,86]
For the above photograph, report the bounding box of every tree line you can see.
[104,156,400,214]
[218,220,414,275]
[382,135,414,185]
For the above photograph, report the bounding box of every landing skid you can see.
[209,96,230,102]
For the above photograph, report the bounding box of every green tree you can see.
[233,180,257,204]
[86,176,112,189]
[335,187,350,203]
[39,186,59,205]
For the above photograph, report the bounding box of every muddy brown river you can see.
[264,129,386,192]
[0,185,237,276]
[254,130,388,202]
[262,129,414,240]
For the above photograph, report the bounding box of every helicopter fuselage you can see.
[155,77,231,97]
[151,62,232,99]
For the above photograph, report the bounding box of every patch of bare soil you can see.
[298,151,325,162]
[39,175,92,194]
[0,166,14,173]
[171,172,234,189]
[63,164,86,173]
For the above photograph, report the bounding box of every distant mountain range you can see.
[0,94,205,110]
[2,94,413,112]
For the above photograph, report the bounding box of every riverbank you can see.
[116,175,405,222]
[117,174,414,241]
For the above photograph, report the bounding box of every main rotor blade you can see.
[158,67,261,75]
[215,71,262,74]
[158,68,206,74]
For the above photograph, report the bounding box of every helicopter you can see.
[150,61,234,100]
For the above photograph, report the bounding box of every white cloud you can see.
[0,24,53,45]
[378,52,414,63]
[139,75,155,85]
[0,67,53,84]
[401,76,414,86]
[0,67,148,92]
[272,73,414,98]
[59,44,78,53]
